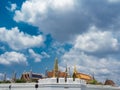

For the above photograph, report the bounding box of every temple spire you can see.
[12,71,16,82]
[65,65,68,73]
[53,58,59,77]
[54,58,58,72]
[74,65,78,74]
[3,72,6,81]
[68,67,71,78]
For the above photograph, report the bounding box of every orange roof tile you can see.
[47,71,67,78]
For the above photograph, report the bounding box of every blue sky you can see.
[0,0,120,85]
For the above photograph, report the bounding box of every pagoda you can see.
[47,58,68,78]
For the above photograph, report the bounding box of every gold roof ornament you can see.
[74,65,78,74]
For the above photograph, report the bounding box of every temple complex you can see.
[19,58,92,82]
[47,58,92,82]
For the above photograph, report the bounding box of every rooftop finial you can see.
[74,65,77,74]
[65,64,68,73]
[54,58,58,72]
[53,57,59,77]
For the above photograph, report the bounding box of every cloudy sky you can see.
[0,0,120,85]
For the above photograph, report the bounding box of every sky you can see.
[0,0,120,85]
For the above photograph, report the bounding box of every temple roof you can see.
[47,71,67,78]
[75,73,92,80]
[104,79,115,86]
[21,72,43,81]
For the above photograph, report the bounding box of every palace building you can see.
[21,71,43,82]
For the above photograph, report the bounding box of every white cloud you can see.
[13,0,120,42]
[29,49,50,62]
[50,0,74,11]
[50,41,66,55]
[0,27,44,50]
[14,0,74,23]
[74,26,119,53]
[11,4,17,11]
[14,0,75,22]
[29,49,42,62]
[61,48,120,83]
[0,51,27,65]
[60,29,120,83]
[41,52,50,58]
[6,3,17,12]
[13,0,82,41]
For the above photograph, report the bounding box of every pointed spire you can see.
[74,65,78,74]
[65,64,68,78]
[54,58,58,72]
[53,58,59,77]
[68,67,71,78]
[30,67,32,80]
[12,71,16,82]
[45,67,48,77]
[92,72,95,80]
[65,64,68,73]
[3,72,6,81]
